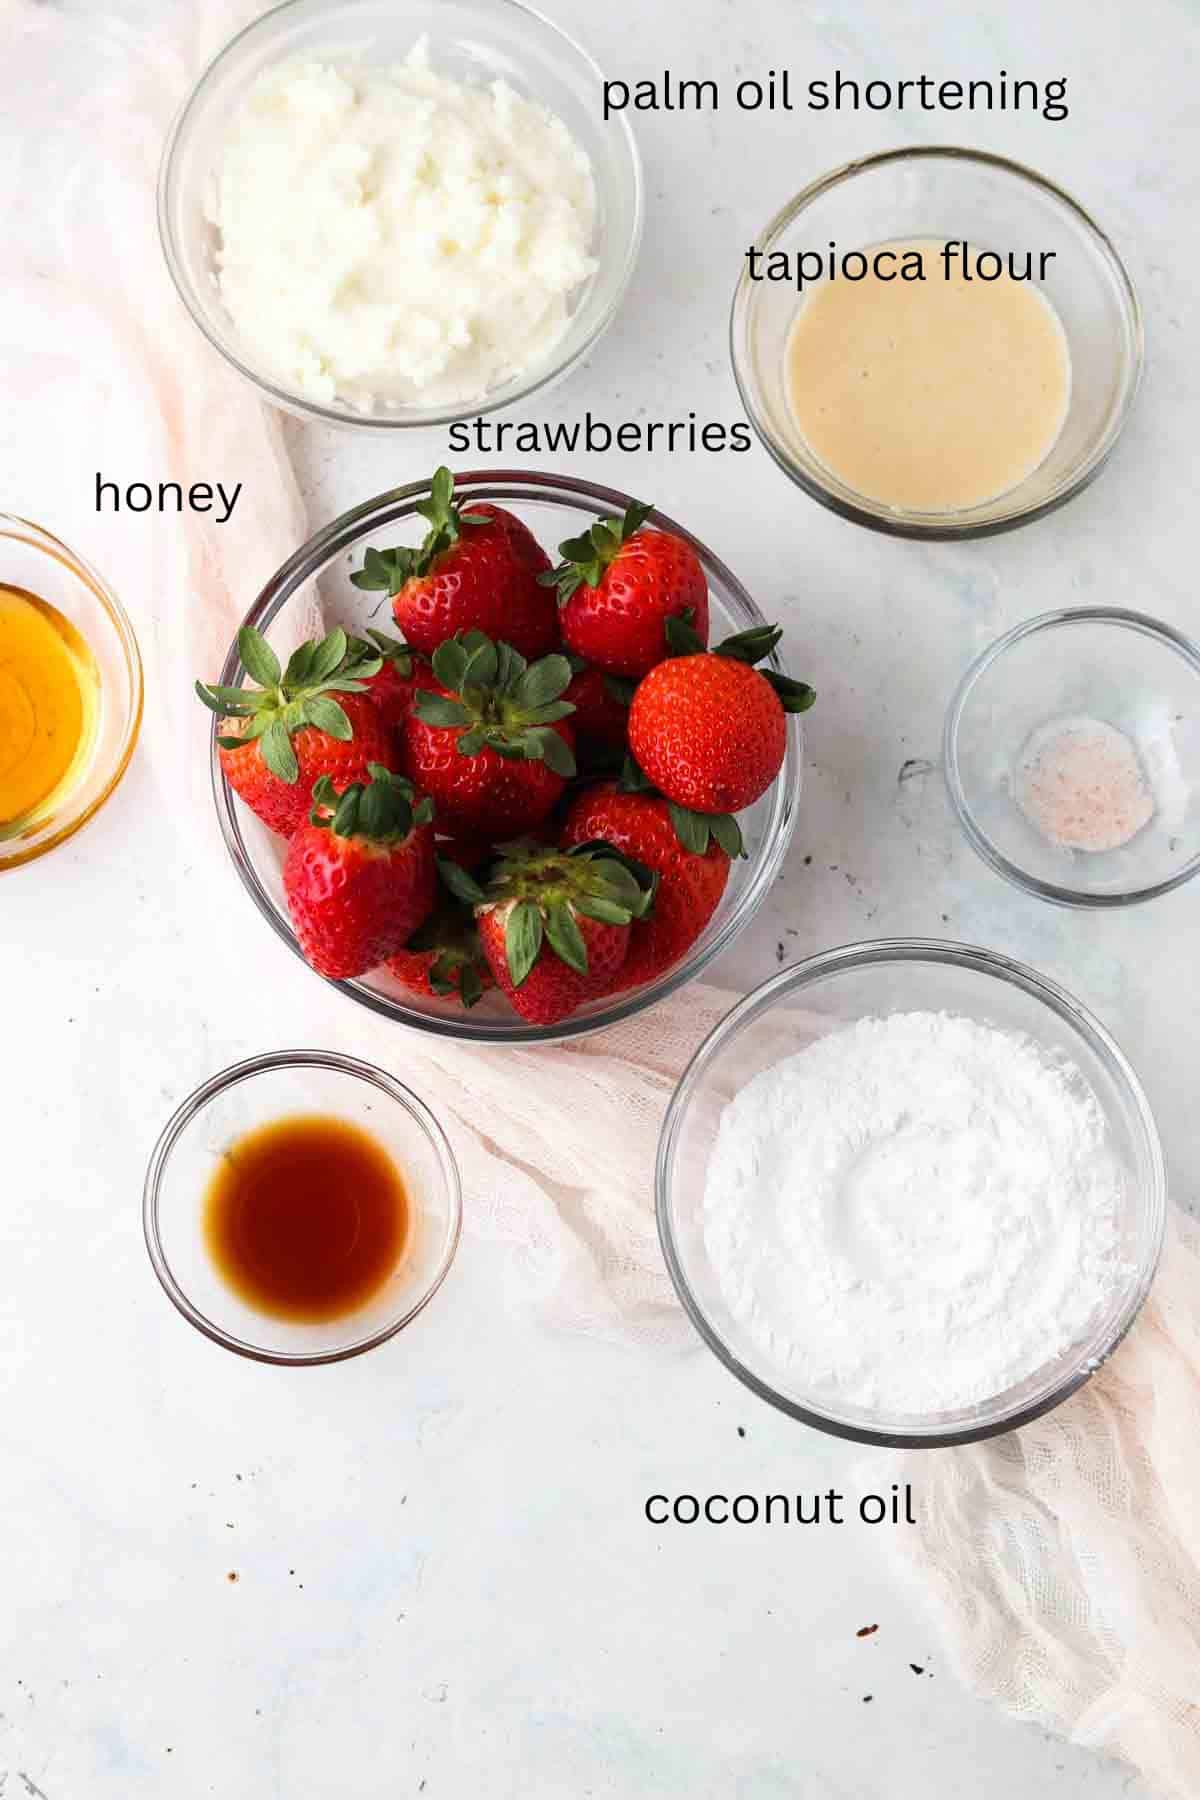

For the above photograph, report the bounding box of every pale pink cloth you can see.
[876,1217,1200,1800]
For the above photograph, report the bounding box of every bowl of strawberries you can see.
[201,470,811,1041]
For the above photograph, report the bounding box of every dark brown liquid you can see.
[203,1114,409,1322]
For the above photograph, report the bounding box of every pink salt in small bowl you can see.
[945,608,1200,907]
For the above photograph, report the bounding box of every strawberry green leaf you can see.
[431,639,469,692]
[332,785,361,837]
[526,728,576,778]
[494,641,526,690]
[413,795,435,827]
[603,675,636,708]
[238,626,282,690]
[215,732,248,750]
[195,680,258,716]
[668,804,711,855]
[351,546,413,594]
[523,701,576,725]
[573,894,634,926]
[366,628,414,673]
[462,637,499,690]
[514,654,572,710]
[415,691,473,728]
[455,728,488,756]
[709,813,746,859]
[664,613,707,658]
[763,671,817,712]
[505,899,544,988]
[306,627,349,685]
[617,755,655,794]
[302,696,353,740]
[437,858,487,906]
[716,624,783,665]
[284,640,317,688]
[459,963,484,1007]
[544,901,589,975]
[261,716,299,784]
[592,858,644,913]
[618,499,655,541]
[359,771,413,841]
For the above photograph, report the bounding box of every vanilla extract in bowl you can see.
[203,1114,409,1322]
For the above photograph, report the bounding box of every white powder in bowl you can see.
[702,1012,1129,1415]
[1015,715,1154,853]
[207,41,598,411]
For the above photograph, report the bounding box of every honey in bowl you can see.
[203,1114,410,1322]
[0,583,100,838]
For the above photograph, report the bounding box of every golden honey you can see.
[0,583,100,838]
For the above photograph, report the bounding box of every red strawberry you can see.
[386,895,493,1009]
[455,841,655,1026]
[561,781,734,990]
[351,467,558,659]
[544,499,709,679]
[197,625,391,837]
[627,621,815,814]
[283,766,436,981]
[352,630,430,738]
[564,661,633,757]
[402,631,576,838]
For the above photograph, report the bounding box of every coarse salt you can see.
[1015,715,1154,853]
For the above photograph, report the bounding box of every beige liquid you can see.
[785,238,1071,513]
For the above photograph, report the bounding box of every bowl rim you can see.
[730,144,1145,541]
[0,512,144,872]
[143,1048,463,1364]
[208,468,803,1044]
[156,0,644,431]
[656,937,1167,1449]
[944,605,1200,908]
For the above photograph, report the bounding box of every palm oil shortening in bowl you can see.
[208,41,597,412]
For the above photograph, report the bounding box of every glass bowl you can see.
[731,147,1143,539]
[144,1050,462,1363]
[657,941,1166,1448]
[208,470,804,1043]
[0,514,143,873]
[946,608,1200,907]
[158,0,642,429]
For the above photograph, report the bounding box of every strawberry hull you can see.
[477,900,629,1026]
[219,691,393,838]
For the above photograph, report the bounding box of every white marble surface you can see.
[4,0,1197,1793]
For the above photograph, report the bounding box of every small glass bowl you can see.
[144,1051,462,1364]
[0,514,143,873]
[946,608,1200,907]
[208,470,804,1044]
[158,0,642,430]
[731,147,1143,539]
[657,941,1166,1448]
